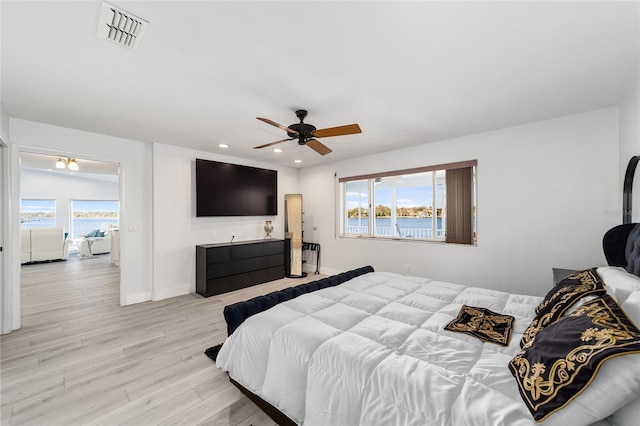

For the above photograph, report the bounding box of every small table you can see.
[75,238,94,259]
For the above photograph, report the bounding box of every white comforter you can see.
[215,271,619,426]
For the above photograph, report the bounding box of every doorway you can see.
[18,151,122,318]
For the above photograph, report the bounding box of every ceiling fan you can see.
[254,109,362,155]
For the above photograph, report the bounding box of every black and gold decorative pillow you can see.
[521,268,606,348]
[535,268,606,314]
[444,305,515,346]
[509,294,640,422]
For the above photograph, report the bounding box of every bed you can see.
[212,227,640,425]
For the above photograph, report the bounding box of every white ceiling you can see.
[2,1,639,168]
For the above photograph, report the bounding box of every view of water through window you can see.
[20,199,56,227]
[20,199,119,239]
[71,200,119,238]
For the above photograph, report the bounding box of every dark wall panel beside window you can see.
[445,167,474,245]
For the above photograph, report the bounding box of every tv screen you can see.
[196,159,278,216]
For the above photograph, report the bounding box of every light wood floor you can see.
[1,255,321,425]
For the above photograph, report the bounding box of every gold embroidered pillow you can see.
[535,268,606,314]
[521,268,606,348]
[444,305,514,346]
[509,294,640,422]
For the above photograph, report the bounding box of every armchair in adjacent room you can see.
[79,222,118,255]
[21,227,70,263]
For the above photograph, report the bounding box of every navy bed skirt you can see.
[222,265,374,336]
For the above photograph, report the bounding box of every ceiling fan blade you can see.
[306,139,333,156]
[257,117,299,136]
[253,138,293,149]
[312,123,362,138]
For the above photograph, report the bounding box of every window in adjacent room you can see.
[70,200,119,238]
[20,199,56,228]
[339,160,476,244]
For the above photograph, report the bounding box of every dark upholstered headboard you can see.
[603,223,640,277]
[626,223,640,276]
[223,265,375,336]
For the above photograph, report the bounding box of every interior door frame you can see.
[0,140,9,334]
[4,144,124,333]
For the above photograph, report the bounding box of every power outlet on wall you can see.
[212,232,217,241]
[405,264,412,274]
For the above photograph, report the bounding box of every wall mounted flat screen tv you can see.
[196,159,278,216]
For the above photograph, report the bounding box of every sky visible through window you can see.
[20,199,56,228]
[346,184,435,209]
[72,200,119,212]
[21,199,55,214]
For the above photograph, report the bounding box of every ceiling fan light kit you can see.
[255,109,362,156]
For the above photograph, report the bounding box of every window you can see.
[345,180,370,235]
[71,200,119,238]
[339,160,476,244]
[20,199,56,228]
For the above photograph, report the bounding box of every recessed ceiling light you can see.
[218,143,229,148]
[273,148,282,153]
[294,159,302,163]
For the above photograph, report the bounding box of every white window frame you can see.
[338,160,476,243]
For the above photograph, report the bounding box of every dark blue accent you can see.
[204,343,223,361]
[626,223,640,276]
[223,265,375,336]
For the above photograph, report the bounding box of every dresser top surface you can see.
[197,239,283,249]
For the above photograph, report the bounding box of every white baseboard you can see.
[125,292,152,305]
[152,284,191,301]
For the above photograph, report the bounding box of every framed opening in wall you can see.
[339,160,476,244]
[70,200,119,238]
[20,199,56,228]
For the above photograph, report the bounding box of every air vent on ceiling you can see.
[97,2,148,50]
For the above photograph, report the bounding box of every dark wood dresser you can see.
[196,239,285,297]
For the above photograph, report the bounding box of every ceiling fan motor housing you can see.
[288,123,316,142]
[289,109,315,142]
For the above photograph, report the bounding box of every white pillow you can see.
[542,353,640,426]
[597,266,640,304]
[622,289,640,327]
[609,398,640,426]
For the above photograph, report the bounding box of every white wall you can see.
[9,119,153,305]
[0,102,9,144]
[152,143,300,300]
[21,169,118,234]
[619,75,640,222]
[0,104,627,333]
[300,108,620,297]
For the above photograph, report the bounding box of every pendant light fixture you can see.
[67,159,79,171]
[55,157,80,171]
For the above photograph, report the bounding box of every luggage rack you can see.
[302,242,321,274]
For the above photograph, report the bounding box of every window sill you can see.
[340,234,444,243]
[339,234,477,246]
